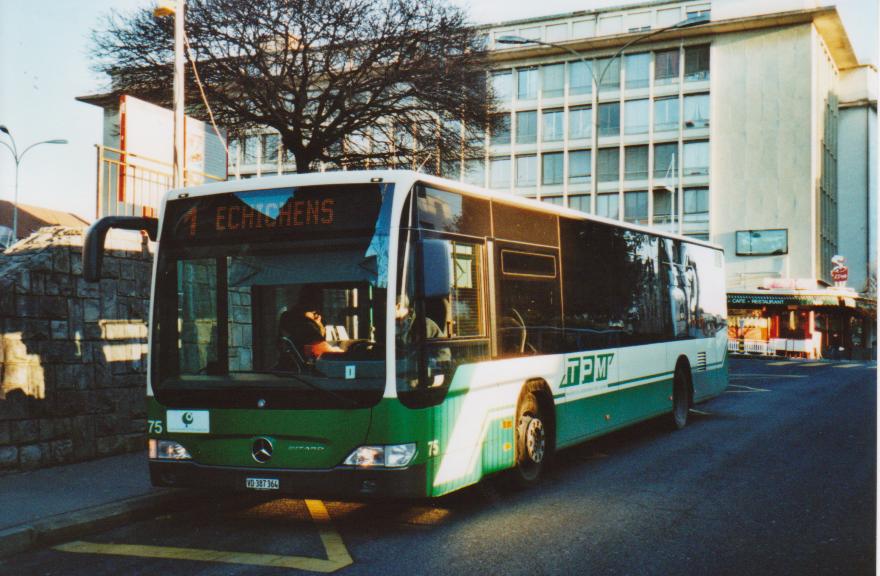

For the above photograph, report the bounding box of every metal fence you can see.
[95,145,225,218]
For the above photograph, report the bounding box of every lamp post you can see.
[154,0,186,188]
[497,13,708,220]
[0,125,68,241]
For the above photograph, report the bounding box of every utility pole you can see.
[154,0,186,188]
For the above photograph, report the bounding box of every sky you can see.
[0,0,877,222]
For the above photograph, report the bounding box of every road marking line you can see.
[53,499,352,573]
[800,362,827,367]
[689,409,712,416]
[767,361,796,366]
[730,373,806,379]
[833,364,861,369]
[726,384,771,393]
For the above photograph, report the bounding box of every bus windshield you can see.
[151,183,394,409]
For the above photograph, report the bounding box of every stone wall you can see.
[0,227,153,473]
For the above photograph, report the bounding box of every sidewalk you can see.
[0,451,194,558]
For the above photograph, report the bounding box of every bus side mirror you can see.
[83,216,159,283]
[421,239,451,299]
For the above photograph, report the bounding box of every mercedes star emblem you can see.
[252,437,274,463]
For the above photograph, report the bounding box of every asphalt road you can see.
[3,358,875,576]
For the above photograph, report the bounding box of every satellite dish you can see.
[0,226,14,250]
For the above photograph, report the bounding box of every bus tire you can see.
[671,362,692,430]
[511,391,548,488]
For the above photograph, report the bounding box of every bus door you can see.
[492,242,562,358]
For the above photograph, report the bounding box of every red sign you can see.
[831,266,848,282]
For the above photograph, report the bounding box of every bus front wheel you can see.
[512,391,547,488]
[672,363,692,430]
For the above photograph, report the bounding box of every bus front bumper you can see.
[149,460,429,499]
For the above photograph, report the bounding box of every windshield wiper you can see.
[253,371,360,407]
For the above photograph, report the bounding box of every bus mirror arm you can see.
[82,216,159,283]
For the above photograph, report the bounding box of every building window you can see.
[596,193,619,219]
[624,99,649,134]
[625,53,650,89]
[597,148,620,182]
[490,157,511,189]
[228,139,240,167]
[684,45,710,82]
[654,142,677,179]
[542,109,564,142]
[569,194,591,213]
[683,187,709,234]
[464,159,485,186]
[492,71,513,103]
[684,94,710,129]
[517,67,538,100]
[569,60,593,96]
[441,160,461,180]
[491,114,511,146]
[542,196,564,206]
[736,229,788,256]
[625,145,648,180]
[542,152,564,185]
[598,102,620,137]
[653,188,673,225]
[624,191,648,224]
[516,155,537,188]
[654,96,679,132]
[655,49,679,85]
[687,6,711,20]
[542,63,564,99]
[568,150,591,185]
[242,135,259,165]
[596,57,620,90]
[262,133,280,166]
[569,106,592,139]
[683,141,709,176]
[516,111,537,144]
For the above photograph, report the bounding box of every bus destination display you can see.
[164,184,385,243]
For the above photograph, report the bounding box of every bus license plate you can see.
[246,478,280,490]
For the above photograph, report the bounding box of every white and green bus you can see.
[84,170,727,498]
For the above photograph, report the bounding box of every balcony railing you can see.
[95,145,225,218]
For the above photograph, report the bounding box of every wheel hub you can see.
[525,417,545,464]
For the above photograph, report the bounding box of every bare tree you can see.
[92,0,497,174]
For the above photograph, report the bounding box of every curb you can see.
[0,489,196,559]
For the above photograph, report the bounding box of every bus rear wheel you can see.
[672,364,691,430]
[511,392,547,488]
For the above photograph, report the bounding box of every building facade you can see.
[85,0,878,357]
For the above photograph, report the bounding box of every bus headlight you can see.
[149,439,192,460]
[343,443,417,468]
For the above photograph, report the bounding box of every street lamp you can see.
[497,13,709,222]
[0,125,68,242]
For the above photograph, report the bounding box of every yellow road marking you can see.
[833,364,861,369]
[767,361,796,366]
[54,499,352,573]
[800,362,827,367]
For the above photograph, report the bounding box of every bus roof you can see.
[165,170,723,252]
